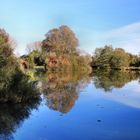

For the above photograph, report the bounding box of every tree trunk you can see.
[44,64,48,71]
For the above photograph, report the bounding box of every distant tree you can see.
[110,48,130,68]
[26,41,42,54]
[41,25,79,54]
[129,53,140,67]
[92,45,113,68]
[24,42,43,67]
[91,46,140,69]
[22,25,91,72]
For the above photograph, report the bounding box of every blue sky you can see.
[0,0,140,55]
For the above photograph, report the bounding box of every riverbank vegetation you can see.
[1,25,140,139]
[0,29,40,102]
[0,26,92,104]
[91,45,140,70]
[21,25,91,73]
[1,25,140,103]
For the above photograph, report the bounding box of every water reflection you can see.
[36,72,91,113]
[1,69,140,140]
[0,71,41,140]
[0,99,41,140]
[0,70,91,139]
[92,70,140,92]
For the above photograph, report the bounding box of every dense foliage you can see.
[23,25,91,72]
[0,29,40,102]
[2,25,140,139]
[91,45,140,69]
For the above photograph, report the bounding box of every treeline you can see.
[21,25,91,72]
[0,29,40,100]
[91,46,140,69]
[2,25,140,81]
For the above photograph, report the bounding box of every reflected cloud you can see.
[104,84,140,109]
[92,70,140,109]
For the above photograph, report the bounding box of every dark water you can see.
[1,70,140,140]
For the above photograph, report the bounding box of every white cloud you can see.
[79,22,140,54]
[14,22,140,55]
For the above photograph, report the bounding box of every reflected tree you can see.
[0,97,41,140]
[37,71,91,113]
[92,70,140,92]
[0,70,41,140]
[0,28,42,139]
[0,86,41,140]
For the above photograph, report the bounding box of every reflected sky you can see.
[0,71,140,140]
[13,81,140,140]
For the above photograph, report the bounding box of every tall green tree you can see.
[91,46,140,69]
[92,45,113,68]
[110,48,130,68]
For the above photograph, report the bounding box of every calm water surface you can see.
[1,71,140,140]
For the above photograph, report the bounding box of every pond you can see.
[0,70,140,140]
